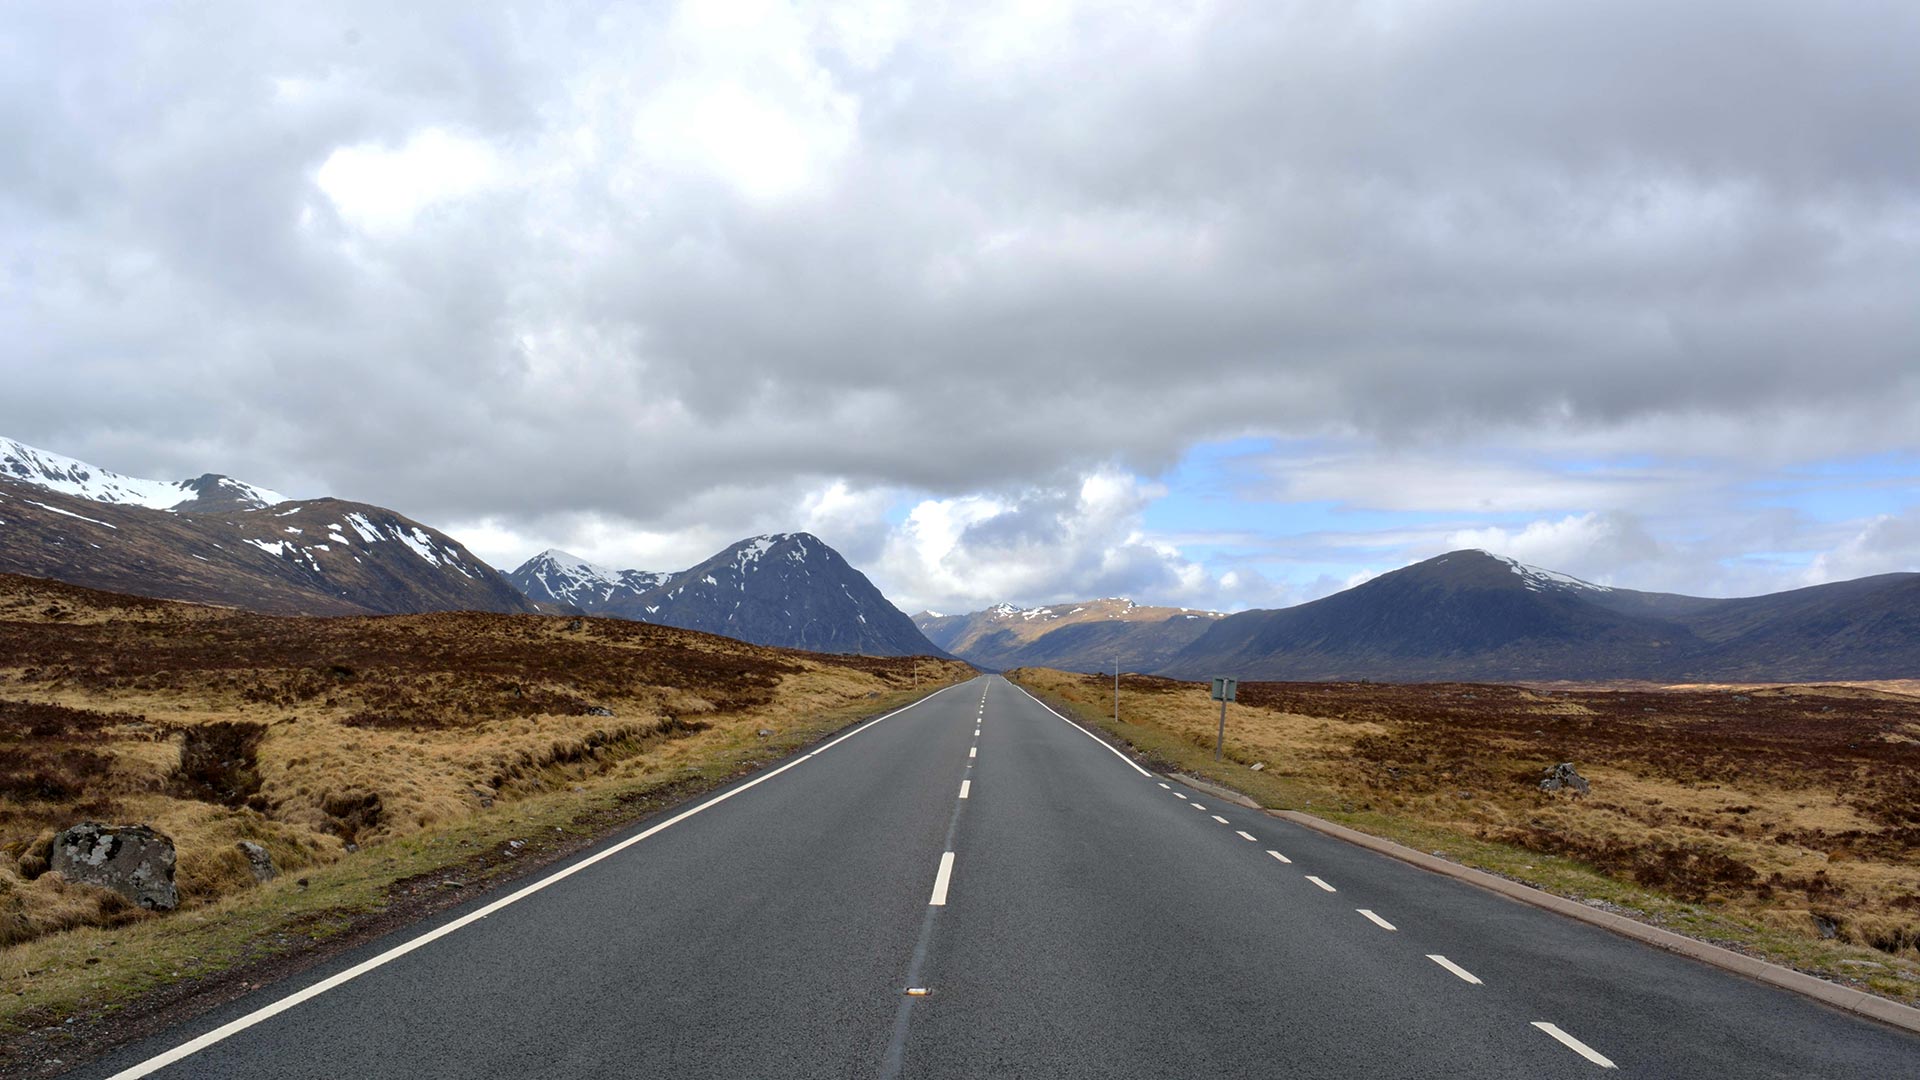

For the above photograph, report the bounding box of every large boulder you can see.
[50,823,178,910]
[1539,762,1591,795]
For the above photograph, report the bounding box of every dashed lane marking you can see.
[1212,815,1230,824]
[1235,830,1258,842]
[1357,909,1397,931]
[1306,876,1336,892]
[1531,1023,1616,1069]
[1266,850,1292,864]
[958,780,970,799]
[929,852,957,906]
[1427,955,1482,985]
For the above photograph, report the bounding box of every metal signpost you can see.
[1210,676,1237,761]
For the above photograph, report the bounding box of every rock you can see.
[1249,762,1265,771]
[236,841,277,883]
[1539,762,1590,795]
[756,728,774,737]
[585,706,614,717]
[50,823,178,911]
[565,618,584,632]
[1814,913,1839,939]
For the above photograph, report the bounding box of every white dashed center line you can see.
[929,852,956,906]
[1189,802,1206,810]
[1211,814,1230,824]
[1357,909,1397,931]
[1427,955,1482,985]
[958,780,971,799]
[1235,830,1257,842]
[1266,850,1292,864]
[1306,876,1336,892]
[968,747,977,759]
[1156,782,1170,789]
[1532,1022,1616,1069]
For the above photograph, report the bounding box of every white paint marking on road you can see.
[104,682,963,1080]
[959,780,971,799]
[1531,1022,1616,1069]
[929,851,957,906]
[1235,830,1258,842]
[1266,850,1292,864]
[1157,782,1170,789]
[1189,802,1206,810]
[1427,955,1482,985]
[1006,681,1152,777]
[969,747,977,759]
[1306,875,1336,892]
[974,728,980,737]
[1212,815,1230,824]
[1358,909,1397,931]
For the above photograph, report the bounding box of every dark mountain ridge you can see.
[1163,549,1920,682]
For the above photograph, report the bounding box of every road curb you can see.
[1168,772,1261,810]
[1267,808,1920,1036]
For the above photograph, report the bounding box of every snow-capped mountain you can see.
[915,597,1225,673]
[507,549,672,611]
[1,436,287,512]
[508,533,943,657]
[0,437,538,616]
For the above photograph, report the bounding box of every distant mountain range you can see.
[1161,549,1920,682]
[0,439,538,617]
[510,534,940,657]
[915,598,1223,672]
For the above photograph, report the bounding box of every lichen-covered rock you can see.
[237,840,277,883]
[50,823,177,910]
[1539,762,1591,795]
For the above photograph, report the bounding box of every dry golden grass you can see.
[1010,667,1920,1003]
[0,573,971,955]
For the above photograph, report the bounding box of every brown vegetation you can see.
[0,572,969,950]
[1010,667,1920,986]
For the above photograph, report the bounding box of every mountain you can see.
[2,436,287,512]
[507,549,672,611]
[509,533,943,657]
[916,598,1224,673]
[1162,549,1920,682]
[0,438,540,617]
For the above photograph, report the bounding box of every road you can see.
[78,675,1919,1078]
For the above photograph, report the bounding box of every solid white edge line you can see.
[929,851,957,906]
[1235,830,1258,842]
[958,780,970,799]
[1531,1022,1617,1069]
[1266,849,1292,864]
[1211,815,1230,824]
[1427,954,1482,985]
[1306,875,1336,892]
[106,681,965,1080]
[1006,681,1152,777]
[1357,908,1397,931]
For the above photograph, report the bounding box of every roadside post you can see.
[1210,676,1237,761]
[1114,655,1120,725]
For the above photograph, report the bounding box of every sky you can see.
[4,1,1918,614]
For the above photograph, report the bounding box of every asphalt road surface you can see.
[77,675,1920,1078]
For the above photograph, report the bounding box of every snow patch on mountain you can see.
[1479,550,1612,593]
[1,436,286,511]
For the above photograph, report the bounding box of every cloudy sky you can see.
[5,1,1918,613]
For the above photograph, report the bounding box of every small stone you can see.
[1249,762,1265,771]
[757,728,774,737]
[236,841,277,883]
[50,823,178,911]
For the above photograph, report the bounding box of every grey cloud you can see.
[2,0,1916,557]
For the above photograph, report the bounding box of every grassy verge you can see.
[1009,669,1920,1008]
[0,681,957,1057]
